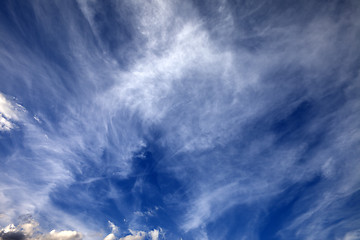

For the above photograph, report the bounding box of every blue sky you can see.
[0,0,360,239]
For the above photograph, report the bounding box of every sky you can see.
[0,0,360,239]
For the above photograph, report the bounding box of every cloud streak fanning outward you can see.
[0,0,360,239]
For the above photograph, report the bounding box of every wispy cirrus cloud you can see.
[1,0,360,239]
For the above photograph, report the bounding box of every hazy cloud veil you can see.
[1,0,360,239]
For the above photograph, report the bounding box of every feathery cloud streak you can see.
[0,0,360,239]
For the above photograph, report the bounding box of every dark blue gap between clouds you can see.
[49,136,185,238]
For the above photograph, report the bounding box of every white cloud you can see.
[0,93,24,131]
[115,229,162,240]
[102,221,118,240]
[46,230,83,240]
[119,230,146,240]
[103,233,116,240]
[0,220,82,240]
[342,230,360,240]
[108,221,118,234]
[149,229,159,240]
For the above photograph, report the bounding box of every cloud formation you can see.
[0,220,162,240]
[0,220,82,240]
[118,230,146,240]
[117,229,161,240]
[341,230,360,240]
[0,93,24,131]
[0,0,360,239]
